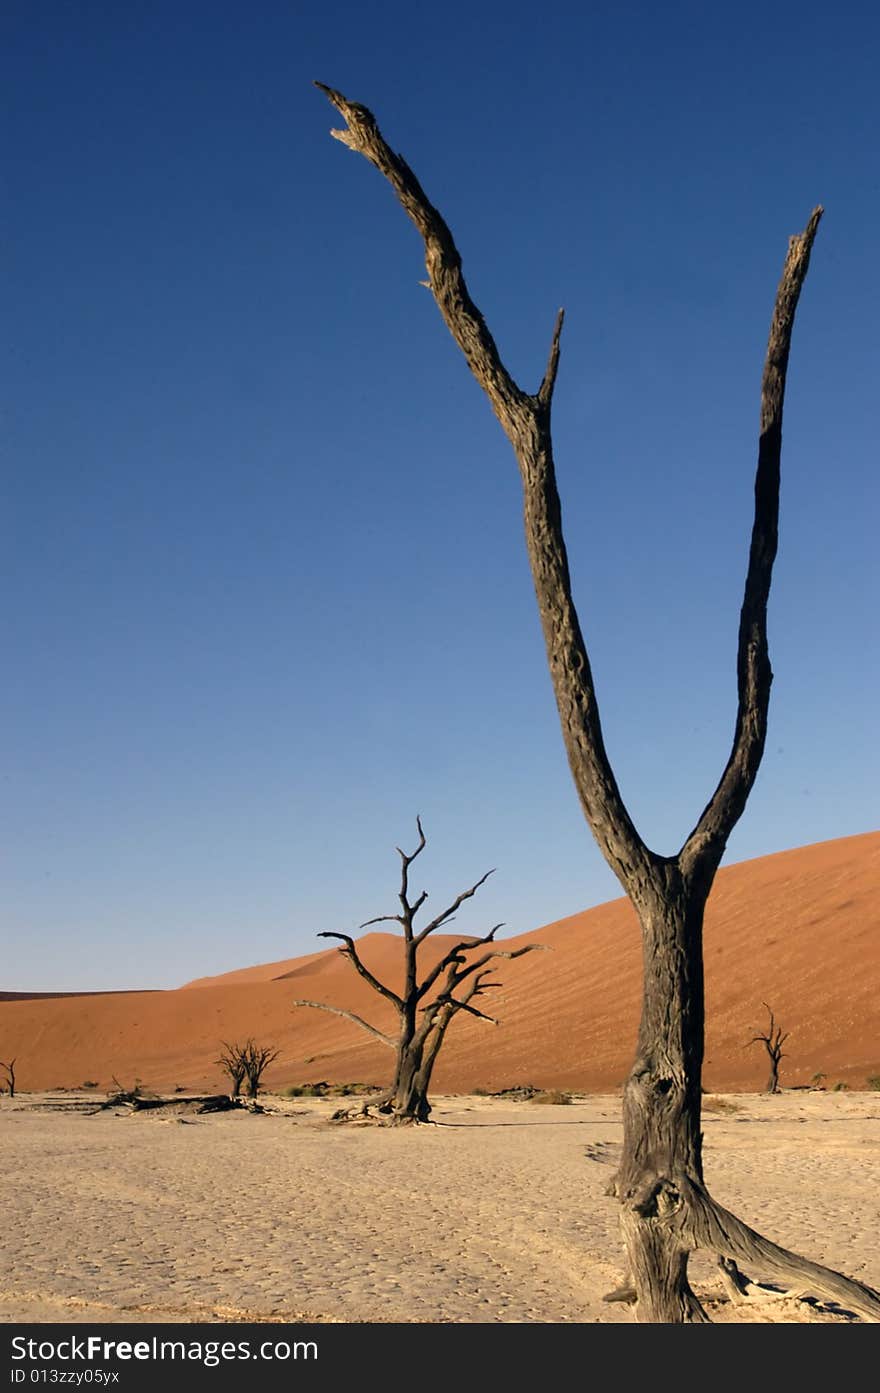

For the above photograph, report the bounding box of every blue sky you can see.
[4,2,877,990]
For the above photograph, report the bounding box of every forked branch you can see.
[315,81,652,896]
[680,208,823,884]
[413,868,496,944]
[317,931,403,1010]
[314,83,527,434]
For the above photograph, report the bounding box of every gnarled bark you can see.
[314,83,879,1320]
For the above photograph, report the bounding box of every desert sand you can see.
[3,832,878,1326]
[2,832,878,1096]
[2,1089,879,1325]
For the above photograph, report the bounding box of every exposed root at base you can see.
[601,1284,637,1304]
[614,1174,880,1323]
[689,1182,880,1323]
[329,1102,431,1126]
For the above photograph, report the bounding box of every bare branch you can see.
[415,923,505,1000]
[318,931,404,1010]
[446,997,499,1025]
[396,815,428,936]
[314,83,527,434]
[292,1000,397,1049]
[315,82,652,893]
[413,870,496,944]
[449,943,550,996]
[538,308,565,407]
[424,940,549,1008]
[681,208,823,883]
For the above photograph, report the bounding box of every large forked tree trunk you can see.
[615,874,710,1320]
[314,84,880,1320]
[382,1004,433,1122]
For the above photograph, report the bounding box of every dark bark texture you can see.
[314,83,879,1321]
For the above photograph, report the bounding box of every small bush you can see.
[284,1082,330,1098]
[81,1080,99,1089]
[702,1095,741,1113]
[530,1089,572,1105]
[832,1081,850,1092]
[866,1076,880,1091]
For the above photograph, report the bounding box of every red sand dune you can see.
[2,832,878,1095]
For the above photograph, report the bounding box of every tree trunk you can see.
[767,1060,780,1094]
[614,875,710,1321]
[385,1040,432,1122]
[314,83,880,1322]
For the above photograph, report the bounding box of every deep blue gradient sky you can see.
[4,3,878,989]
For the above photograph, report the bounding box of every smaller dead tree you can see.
[748,1003,789,1094]
[0,1058,16,1097]
[216,1041,249,1099]
[242,1040,280,1099]
[294,818,545,1124]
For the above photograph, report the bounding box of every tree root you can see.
[686,1181,880,1322]
[329,1102,431,1126]
[716,1255,751,1302]
[601,1284,637,1304]
[614,1173,880,1322]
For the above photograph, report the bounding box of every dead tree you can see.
[242,1040,280,1099]
[0,1058,15,1097]
[216,1041,249,1099]
[748,1003,789,1094]
[314,84,880,1320]
[293,817,543,1123]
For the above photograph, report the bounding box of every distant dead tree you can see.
[748,1003,789,1094]
[293,817,543,1123]
[216,1041,249,1098]
[0,1057,16,1097]
[242,1040,280,1099]
[314,84,880,1319]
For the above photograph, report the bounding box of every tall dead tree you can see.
[0,1058,15,1098]
[314,84,880,1320]
[293,817,542,1123]
[748,1003,789,1094]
